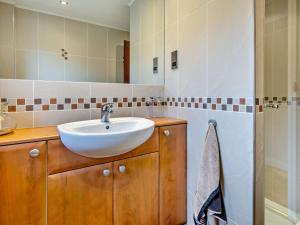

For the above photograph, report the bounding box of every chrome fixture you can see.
[29,149,40,158]
[103,169,111,177]
[208,119,217,127]
[61,49,68,60]
[101,103,113,123]
[146,97,163,106]
[163,129,170,136]
[59,0,69,5]
[119,165,126,173]
[264,103,280,109]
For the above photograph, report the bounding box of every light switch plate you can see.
[171,50,178,70]
[153,57,158,74]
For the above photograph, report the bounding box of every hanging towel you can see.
[193,123,227,225]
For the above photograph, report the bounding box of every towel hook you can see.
[208,119,217,127]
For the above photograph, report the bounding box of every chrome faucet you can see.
[101,103,113,123]
[146,97,163,106]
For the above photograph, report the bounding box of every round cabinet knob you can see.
[29,149,40,158]
[119,165,126,173]
[163,129,170,136]
[103,169,111,177]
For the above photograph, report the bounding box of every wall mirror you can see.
[0,0,165,85]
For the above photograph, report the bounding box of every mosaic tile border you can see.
[165,97,255,113]
[255,97,300,113]
[1,96,258,114]
[0,97,164,113]
[4,96,297,114]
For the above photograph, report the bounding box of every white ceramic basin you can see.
[57,117,155,158]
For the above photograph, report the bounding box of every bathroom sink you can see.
[57,117,155,158]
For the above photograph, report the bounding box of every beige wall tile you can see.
[207,0,254,98]
[8,112,34,128]
[154,0,165,34]
[140,39,154,84]
[116,61,124,83]
[164,22,179,96]
[39,13,64,52]
[0,79,33,98]
[90,83,132,98]
[0,2,14,47]
[130,1,141,44]
[107,59,117,83]
[108,29,128,59]
[88,58,107,82]
[34,80,90,98]
[129,43,141,84]
[34,110,90,127]
[65,56,87,82]
[140,0,155,41]
[178,5,207,97]
[65,19,87,56]
[88,24,107,58]
[179,0,206,18]
[132,84,164,97]
[0,46,14,79]
[165,0,178,28]
[15,8,38,50]
[39,52,64,81]
[16,50,38,80]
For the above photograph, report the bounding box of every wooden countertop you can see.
[0,117,186,146]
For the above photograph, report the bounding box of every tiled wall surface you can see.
[130,0,165,85]
[163,0,255,225]
[0,79,164,128]
[0,2,129,83]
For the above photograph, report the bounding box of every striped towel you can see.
[193,123,227,225]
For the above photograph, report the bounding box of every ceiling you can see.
[2,0,131,31]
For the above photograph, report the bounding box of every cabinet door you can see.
[48,163,113,225]
[0,141,47,225]
[114,153,159,225]
[160,124,187,225]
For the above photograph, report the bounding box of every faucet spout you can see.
[101,103,113,123]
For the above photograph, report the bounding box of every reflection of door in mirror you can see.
[124,41,130,84]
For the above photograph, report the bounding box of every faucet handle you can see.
[146,97,162,106]
[101,103,113,113]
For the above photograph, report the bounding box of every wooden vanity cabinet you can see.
[48,163,113,225]
[114,153,159,225]
[0,142,47,225]
[48,153,159,225]
[160,124,187,225]
[0,120,187,225]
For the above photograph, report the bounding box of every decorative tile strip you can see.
[0,97,163,113]
[256,98,264,113]
[255,96,300,113]
[164,97,255,113]
[3,96,297,114]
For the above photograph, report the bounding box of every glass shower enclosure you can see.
[264,0,300,224]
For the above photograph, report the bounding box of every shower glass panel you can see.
[264,0,300,224]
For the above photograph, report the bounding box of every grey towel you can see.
[193,123,227,225]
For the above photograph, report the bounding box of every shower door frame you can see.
[255,0,300,224]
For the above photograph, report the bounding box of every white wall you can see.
[0,79,164,128]
[130,0,165,85]
[163,0,255,224]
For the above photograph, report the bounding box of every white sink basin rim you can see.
[57,117,155,158]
